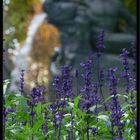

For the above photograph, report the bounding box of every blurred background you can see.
[3,0,136,101]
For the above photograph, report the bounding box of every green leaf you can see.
[32,119,44,134]
[68,102,74,108]
[22,125,32,136]
[16,132,26,140]
[63,113,71,117]
[5,93,17,106]
[42,102,52,109]
[74,95,81,108]
[13,97,29,102]
[47,130,54,136]
[89,104,102,112]
[97,115,111,126]
[102,96,112,104]
[35,102,42,115]
[117,94,128,99]
[121,103,130,110]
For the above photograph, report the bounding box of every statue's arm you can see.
[104,32,135,54]
[90,30,135,54]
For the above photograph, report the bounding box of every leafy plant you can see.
[3,31,137,139]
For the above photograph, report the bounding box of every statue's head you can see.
[42,0,80,27]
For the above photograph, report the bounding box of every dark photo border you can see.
[1,0,139,140]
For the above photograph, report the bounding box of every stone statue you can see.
[43,0,136,75]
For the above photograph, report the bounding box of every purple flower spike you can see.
[30,111,36,117]
[92,127,97,134]
[120,48,131,94]
[131,38,137,72]
[80,55,93,100]
[75,69,79,78]
[61,65,73,99]
[108,68,124,139]
[83,100,91,109]
[97,30,105,49]
[28,85,45,121]
[131,38,137,90]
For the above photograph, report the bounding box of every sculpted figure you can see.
[43,0,136,75]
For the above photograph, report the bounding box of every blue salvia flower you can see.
[99,68,104,88]
[120,48,131,94]
[108,68,124,140]
[52,67,73,140]
[96,30,105,57]
[42,123,48,135]
[27,85,45,129]
[55,113,63,124]
[96,31,106,109]
[49,103,58,140]
[43,112,48,135]
[131,38,137,73]
[128,38,137,135]
[56,112,63,140]
[75,69,79,78]
[4,107,15,124]
[28,86,44,107]
[80,55,93,103]
[131,38,137,90]
[4,108,14,118]
[92,127,98,138]
[92,83,100,115]
[97,30,105,50]
[53,76,62,100]
[80,55,93,140]
[19,69,25,95]
[61,65,73,99]
[75,69,79,96]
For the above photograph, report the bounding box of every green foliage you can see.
[7,0,35,41]
[3,80,137,139]
[123,0,136,15]
[4,0,40,45]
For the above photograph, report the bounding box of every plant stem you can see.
[58,121,61,140]
[97,57,107,111]
[82,127,85,140]
[76,77,79,96]
[3,114,5,140]
[31,106,34,140]
[86,110,89,140]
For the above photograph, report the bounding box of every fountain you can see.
[9,12,47,93]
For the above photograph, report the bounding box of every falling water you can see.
[9,12,47,92]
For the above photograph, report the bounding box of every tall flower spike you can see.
[97,30,105,55]
[53,76,61,99]
[131,38,137,90]
[120,48,131,94]
[108,68,124,140]
[80,55,93,140]
[131,38,137,73]
[28,85,45,107]
[99,68,104,88]
[75,69,79,96]
[61,65,73,99]
[80,54,93,102]
[96,31,106,109]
